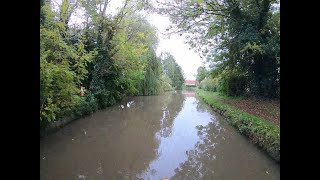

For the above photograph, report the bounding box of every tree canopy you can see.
[40,0,178,127]
[158,0,280,98]
[161,52,185,90]
[40,0,280,130]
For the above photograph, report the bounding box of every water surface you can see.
[40,91,279,180]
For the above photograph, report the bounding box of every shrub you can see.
[94,90,122,109]
[199,77,219,92]
[218,73,248,96]
[162,81,174,91]
[85,93,99,112]
[161,75,174,91]
[72,95,98,117]
[40,61,78,123]
[71,95,84,116]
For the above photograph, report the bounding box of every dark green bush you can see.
[85,93,99,113]
[94,90,122,109]
[218,74,248,96]
[61,92,98,119]
[69,96,89,117]
[94,91,109,109]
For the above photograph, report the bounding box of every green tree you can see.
[40,1,93,123]
[159,0,280,98]
[161,52,185,90]
[196,65,208,83]
[40,0,182,130]
[138,49,164,95]
[113,12,159,95]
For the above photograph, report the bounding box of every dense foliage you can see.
[161,52,185,90]
[158,0,280,98]
[198,77,219,92]
[40,0,181,128]
[196,65,209,83]
[41,0,279,132]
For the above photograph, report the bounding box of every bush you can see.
[218,73,248,96]
[40,61,78,123]
[72,93,98,114]
[162,81,174,91]
[161,75,174,91]
[85,93,99,112]
[40,91,100,132]
[94,90,122,109]
[199,77,219,92]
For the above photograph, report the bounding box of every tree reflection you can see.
[40,92,186,180]
[171,121,226,180]
[119,91,185,179]
[195,98,209,113]
[158,91,185,138]
[136,91,186,179]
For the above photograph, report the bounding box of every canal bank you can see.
[196,89,280,163]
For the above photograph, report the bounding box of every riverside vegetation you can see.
[40,0,184,133]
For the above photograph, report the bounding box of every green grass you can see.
[182,85,196,91]
[203,90,246,101]
[196,89,280,162]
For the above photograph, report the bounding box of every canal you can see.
[40,91,280,180]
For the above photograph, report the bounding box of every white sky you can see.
[146,13,204,80]
[65,0,204,80]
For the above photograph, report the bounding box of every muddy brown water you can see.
[40,91,280,180]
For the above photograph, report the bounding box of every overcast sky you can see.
[146,13,204,80]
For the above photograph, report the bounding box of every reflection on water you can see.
[182,91,196,97]
[172,120,280,180]
[40,90,279,180]
[138,94,212,180]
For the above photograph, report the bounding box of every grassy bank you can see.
[182,85,196,91]
[199,90,280,125]
[196,89,280,162]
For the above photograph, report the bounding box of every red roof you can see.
[185,80,197,85]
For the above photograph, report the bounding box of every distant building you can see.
[185,80,198,87]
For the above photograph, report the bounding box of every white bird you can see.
[78,175,86,179]
[82,129,87,135]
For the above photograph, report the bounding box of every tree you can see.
[40,0,182,128]
[161,52,185,90]
[40,1,93,122]
[196,65,208,83]
[113,12,159,95]
[139,48,164,95]
[158,0,280,98]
